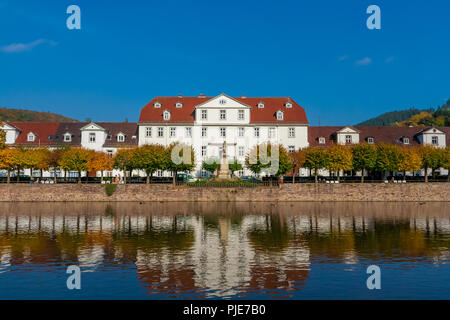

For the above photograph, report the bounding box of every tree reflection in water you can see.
[0,202,449,299]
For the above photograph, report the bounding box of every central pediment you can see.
[195,93,251,109]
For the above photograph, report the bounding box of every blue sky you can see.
[0,0,449,125]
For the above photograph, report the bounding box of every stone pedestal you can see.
[216,141,232,180]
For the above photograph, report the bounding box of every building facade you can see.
[1,93,449,179]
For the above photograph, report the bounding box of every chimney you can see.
[198,93,206,98]
[178,94,183,98]
[241,95,247,99]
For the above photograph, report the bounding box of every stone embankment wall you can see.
[0,183,448,202]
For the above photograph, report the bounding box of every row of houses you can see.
[1,93,449,178]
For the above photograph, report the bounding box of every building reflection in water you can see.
[0,202,449,298]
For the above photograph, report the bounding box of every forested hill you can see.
[356,100,450,126]
[0,107,79,123]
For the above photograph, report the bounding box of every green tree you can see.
[228,159,243,177]
[59,148,92,184]
[304,147,327,183]
[202,157,220,176]
[352,143,377,183]
[418,145,445,182]
[131,144,166,183]
[376,143,401,182]
[165,143,196,185]
[113,148,137,184]
[245,143,292,177]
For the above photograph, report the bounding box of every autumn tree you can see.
[59,148,92,184]
[418,145,445,182]
[12,148,39,182]
[352,143,377,183]
[113,148,137,184]
[131,144,166,184]
[442,148,450,182]
[165,143,196,185]
[0,148,20,183]
[303,147,327,183]
[397,147,422,181]
[202,157,220,176]
[325,144,353,182]
[33,148,51,179]
[376,143,402,182]
[245,143,292,177]
[87,151,114,183]
[289,149,305,183]
[46,146,69,183]
[0,123,5,150]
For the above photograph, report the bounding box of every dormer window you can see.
[117,134,125,142]
[319,137,326,144]
[431,136,438,145]
[176,102,183,108]
[258,102,264,108]
[64,134,72,142]
[27,133,35,142]
[276,110,284,120]
[163,110,171,120]
[285,102,292,108]
[367,137,374,144]
[107,135,112,140]
[89,133,96,143]
[154,102,161,108]
[48,135,53,140]
[403,137,410,144]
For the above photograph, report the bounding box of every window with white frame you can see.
[89,132,96,143]
[170,127,176,137]
[64,134,71,142]
[288,127,295,138]
[27,133,35,142]
[367,137,374,144]
[288,146,295,153]
[117,134,125,142]
[238,146,244,157]
[345,135,352,143]
[258,102,264,108]
[201,170,207,177]
[254,127,260,137]
[201,127,207,137]
[431,136,438,145]
[154,102,161,108]
[268,127,275,138]
[220,110,226,120]
[319,137,326,144]
[285,102,292,108]
[145,127,152,137]
[201,146,207,156]
[238,110,244,120]
[158,127,164,137]
[238,127,244,137]
[163,110,170,120]
[201,110,207,120]
[403,137,410,144]
[220,127,226,137]
[185,127,192,137]
[157,170,163,177]
[276,111,284,120]
[176,102,182,108]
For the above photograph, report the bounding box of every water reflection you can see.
[0,202,449,299]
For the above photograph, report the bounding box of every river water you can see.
[0,202,449,299]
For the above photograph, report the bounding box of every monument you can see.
[216,141,232,180]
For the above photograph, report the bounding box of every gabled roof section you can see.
[80,122,106,131]
[336,126,361,133]
[138,94,308,124]
[9,122,60,146]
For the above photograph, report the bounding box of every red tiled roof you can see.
[8,122,60,146]
[308,126,449,147]
[138,95,308,124]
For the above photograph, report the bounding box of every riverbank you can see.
[0,183,449,202]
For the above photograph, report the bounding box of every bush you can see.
[104,184,117,196]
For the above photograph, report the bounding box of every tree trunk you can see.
[361,168,365,183]
[40,169,43,179]
[54,168,57,184]
[292,169,295,184]
[64,170,67,182]
[314,169,318,183]
[432,169,436,181]
[173,171,177,186]
[7,170,10,184]
[424,167,428,183]
[150,172,153,184]
[101,170,104,183]
[146,172,150,184]
[85,171,88,184]
[17,168,20,182]
[391,171,394,183]
[123,166,127,184]
[403,170,406,181]
[78,171,81,184]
